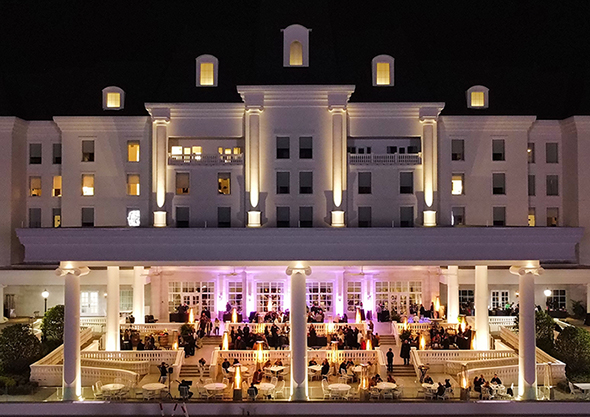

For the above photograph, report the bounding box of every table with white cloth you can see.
[308,365,322,372]
[142,382,167,399]
[255,382,276,397]
[574,383,590,398]
[228,365,249,374]
[376,382,397,390]
[328,383,351,398]
[268,365,285,376]
[204,383,227,392]
[102,383,125,393]
[490,383,505,397]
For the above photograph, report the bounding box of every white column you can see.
[447,266,459,323]
[474,265,489,350]
[149,108,170,227]
[287,266,311,401]
[331,109,345,227]
[419,107,440,226]
[335,273,344,317]
[0,284,6,322]
[106,266,120,351]
[133,266,145,324]
[246,109,262,227]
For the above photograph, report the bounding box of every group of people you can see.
[423,375,453,398]
[429,323,473,350]
[226,323,290,350]
[473,373,503,398]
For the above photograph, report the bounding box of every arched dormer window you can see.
[372,55,394,87]
[282,24,310,67]
[466,85,489,109]
[196,54,219,87]
[102,86,124,110]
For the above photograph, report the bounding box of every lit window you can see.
[283,24,310,67]
[451,207,465,226]
[127,141,140,162]
[30,176,42,197]
[372,55,395,86]
[451,174,464,195]
[527,143,535,163]
[471,92,485,107]
[52,176,62,197]
[290,41,303,66]
[233,147,241,155]
[82,140,95,162]
[528,208,536,227]
[192,146,202,155]
[176,172,190,195]
[200,63,214,85]
[106,92,120,108]
[102,86,124,110]
[218,172,231,195]
[127,174,140,196]
[82,174,94,196]
[376,63,390,85]
[466,85,489,109]
[53,208,61,228]
[196,55,218,87]
[127,209,141,227]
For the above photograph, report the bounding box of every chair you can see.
[423,387,435,400]
[264,368,273,381]
[569,381,585,399]
[369,388,381,400]
[143,388,155,401]
[346,388,360,401]
[481,386,492,400]
[382,389,394,400]
[270,376,278,387]
[441,387,453,400]
[222,377,230,387]
[321,379,331,399]
[197,385,209,400]
[308,369,320,381]
[223,382,234,400]
[96,381,103,390]
[179,385,191,401]
[393,387,403,399]
[274,380,286,399]
[204,378,213,385]
[340,368,352,383]
[92,384,103,400]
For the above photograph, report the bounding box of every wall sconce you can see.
[544,289,552,297]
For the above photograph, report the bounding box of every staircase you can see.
[390,365,416,377]
[379,334,396,346]
[179,364,211,379]
[201,335,222,346]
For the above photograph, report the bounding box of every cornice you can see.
[440,116,537,132]
[348,103,445,119]
[145,103,245,119]
[237,85,355,107]
[53,117,150,133]
[27,121,61,138]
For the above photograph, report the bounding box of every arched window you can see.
[371,55,394,87]
[102,86,125,110]
[282,24,310,67]
[290,41,303,66]
[466,85,489,109]
[196,55,219,87]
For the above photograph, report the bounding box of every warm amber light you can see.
[127,174,140,196]
[452,175,463,195]
[82,174,94,196]
[232,308,237,323]
[366,338,372,351]
[222,331,229,351]
[256,341,264,363]
[420,335,426,350]
[356,308,361,324]
[434,297,440,313]
[376,62,390,85]
[267,297,272,312]
[52,176,62,197]
[471,91,485,107]
[128,142,140,162]
[173,341,178,350]
[106,92,120,108]
[234,364,241,388]
[200,63,214,85]
[189,308,194,324]
[289,41,303,65]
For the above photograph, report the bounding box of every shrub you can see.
[41,305,64,342]
[180,323,195,335]
[555,326,590,378]
[571,300,586,320]
[0,324,42,374]
[513,310,556,354]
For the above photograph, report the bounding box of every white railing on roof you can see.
[80,358,150,376]
[445,356,518,376]
[168,154,244,165]
[348,153,422,166]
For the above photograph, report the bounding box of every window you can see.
[176,206,190,228]
[528,175,535,196]
[218,173,231,195]
[29,143,42,164]
[52,176,62,197]
[29,176,42,196]
[299,206,313,227]
[196,55,219,86]
[299,136,313,159]
[400,206,414,227]
[126,208,141,227]
[276,206,290,228]
[126,174,140,196]
[347,281,362,313]
[107,93,120,108]
[81,207,94,227]
[459,289,474,305]
[492,173,506,195]
[528,208,536,227]
[53,208,61,228]
[282,24,310,67]
[358,172,372,194]
[82,174,94,196]
[546,143,559,164]
[547,207,559,227]
[276,172,290,194]
[102,86,124,110]
[82,140,95,162]
[466,85,489,109]
[399,172,413,194]
[491,290,509,309]
[387,146,397,154]
[492,139,505,161]
[53,143,62,164]
[451,207,465,226]
[176,172,190,194]
[168,281,215,314]
[306,282,333,312]
[493,206,506,226]
[299,172,313,194]
[527,143,535,163]
[451,173,464,195]
[218,207,231,228]
[358,206,372,228]
[228,282,243,311]
[256,282,284,312]
[471,92,485,107]
[80,291,99,315]
[372,55,394,86]
[546,175,559,196]
[546,289,566,311]
[451,139,464,161]
[120,288,133,312]
[276,137,290,159]
[29,208,41,228]
[289,41,303,66]
[127,141,140,162]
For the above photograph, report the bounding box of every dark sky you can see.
[0,0,588,120]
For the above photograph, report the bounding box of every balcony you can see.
[168,153,244,166]
[348,153,422,166]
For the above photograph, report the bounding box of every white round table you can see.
[204,383,227,391]
[328,383,351,391]
[142,382,166,391]
[308,365,322,372]
[255,382,275,395]
[269,365,285,374]
[101,383,125,392]
[376,382,397,390]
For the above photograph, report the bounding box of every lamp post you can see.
[42,289,49,313]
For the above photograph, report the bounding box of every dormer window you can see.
[102,86,124,110]
[196,55,218,87]
[467,85,489,109]
[372,55,394,86]
[282,24,310,67]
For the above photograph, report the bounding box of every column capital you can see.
[509,265,544,276]
[55,266,90,277]
[243,93,264,111]
[419,106,441,123]
[148,107,171,123]
[286,266,312,276]
[328,91,352,111]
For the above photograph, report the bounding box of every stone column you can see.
[149,108,170,227]
[106,266,120,351]
[474,265,489,350]
[242,92,264,228]
[328,92,350,227]
[419,107,441,226]
[286,266,311,401]
[447,266,459,324]
[133,266,145,324]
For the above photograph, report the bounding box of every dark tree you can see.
[0,324,42,373]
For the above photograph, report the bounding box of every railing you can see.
[391,322,400,344]
[489,316,517,332]
[120,322,186,335]
[81,349,184,378]
[348,153,422,166]
[31,365,139,387]
[395,322,458,333]
[80,317,107,333]
[410,347,515,375]
[237,322,367,337]
[445,357,518,376]
[80,358,150,375]
[465,363,556,387]
[168,153,244,165]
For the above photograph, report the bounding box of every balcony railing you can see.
[169,153,244,165]
[348,153,422,165]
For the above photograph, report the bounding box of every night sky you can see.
[0,1,588,120]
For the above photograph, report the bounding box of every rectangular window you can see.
[176,206,190,228]
[547,207,559,227]
[276,171,290,194]
[546,175,559,196]
[276,137,290,159]
[228,281,243,311]
[119,288,133,312]
[29,208,41,228]
[217,207,231,228]
[358,206,372,228]
[29,176,42,196]
[299,206,313,228]
[459,289,474,305]
[347,281,362,313]
[106,92,121,108]
[299,136,313,159]
[376,62,390,85]
[528,175,535,196]
[387,146,397,154]
[82,140,95,162]
[546,142,559,164]
[547,289,566,311]
[528,207,536,227]
[527,143,535,163]
[29,143,42,164]
[82,174,94,196]
[492,139,505,161]
[127,141,140,162]
[400,206,414,227]
[218,172,231,195]
[256,282,284,312]
[52,143,62,164]
[176,172,190,194]
[358,172,372,194]
[492,173,506,195]
[299,171,313,194]
[491,290,509,309]
[127,174,140,196]
[81,207,94,227]
[80,291,99,315]
[53,208,61,228]
[200,62,214,85]
[52,176,62,197]
[451,139,464,161]
[451,173,464,195]
[471,91,485,107]
[306,282,334,313]
[451,207,465,226]
[276,206,290,228]
[493,206,506,226]
[399,172,413,194]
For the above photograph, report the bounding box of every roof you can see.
[0,1,589,120]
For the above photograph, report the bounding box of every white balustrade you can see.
[465,363,562,388]
[168,154,244,165]
[348,153,422,166]
[31,365,139,387]
[445,357,518,376]
[80,358,150,375]
[395,322,457,333]
[488,316,517,332]
[409,347,515,375]
[120,322,186,335]
[231,322,366,337]
[80,317,107,333]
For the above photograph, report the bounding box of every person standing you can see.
[400,339,411,365]
[386,347,394,372]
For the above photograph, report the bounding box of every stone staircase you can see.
[179,364,211,379]
[390,364,416,377]
[201,335,222,346]
[379,334,396,346]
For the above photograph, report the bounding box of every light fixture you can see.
[42,289,49,313]
[544,289,552,297]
